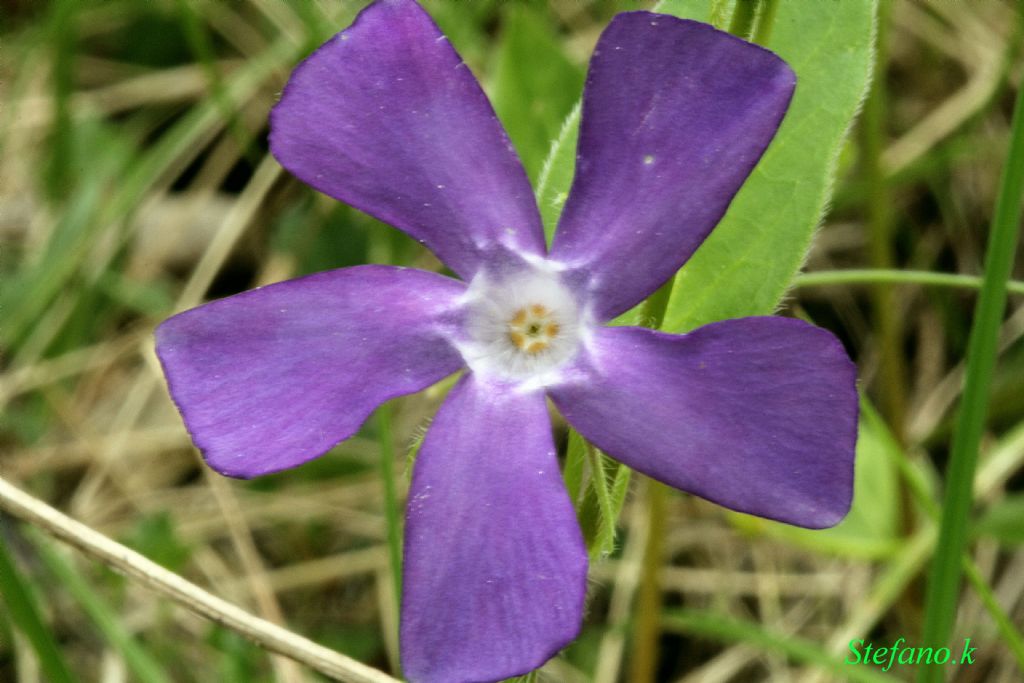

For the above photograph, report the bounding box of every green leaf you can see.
[536,103,579,243]
[489,4,584,183]
[975,495,1024,545]
[562,426,587,506]
[0,533,78,683]
[662,0,876,331]
[564,428,628,570]
[566,430,633,561]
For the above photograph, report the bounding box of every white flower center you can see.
[459,266,586,384]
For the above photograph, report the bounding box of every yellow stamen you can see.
[507,304,561,354]
[524,341,547,355]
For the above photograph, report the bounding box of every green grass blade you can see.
[918,65,1024,682]
[376,403,403,678]
[0,533,78,683]
[377,405,403,605]
[0,37,298,350]
[44,0,77,201]
[0,121,129,350]
[662,609,898,683]
[960,559,1024,669]
[851,404,1024,670]
[751,0,779,45]
[27,529,172,683]
[174,0,258,163]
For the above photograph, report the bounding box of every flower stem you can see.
[627,3,785,678]
[727,0,760,40]
[625,283,674,682]
[752,0,780,45]
[861,0,906,444]
[917,58,1024,683]
[376,403,403,675]
[794,268,1024,295]
[628,480,667,683]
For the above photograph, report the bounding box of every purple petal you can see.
[401,375,586,683]
[269,0,545,280]
[551,13,796,320]
[156,266,465,478]
[550,318,857,528]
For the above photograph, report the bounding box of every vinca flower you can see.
[156,1,858,681]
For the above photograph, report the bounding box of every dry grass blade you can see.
[0,476,400,683]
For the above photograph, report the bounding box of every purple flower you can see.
[155,1,858,681]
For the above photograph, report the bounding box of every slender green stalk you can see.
[376,403,403,676]
[627,279,675,682]
[629,481,667,683]
[174,0,257,164]
[795,269,1024,296]
[45,0,76,200]
[0,533,78,683]
[918,69,1024,682]
[728,0,760,40]
[752,0,780,45]
[862,0,906,443]
[627,4,784,677]
[961,559,1024,668]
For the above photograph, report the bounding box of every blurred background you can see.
[1,0,1023,681]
